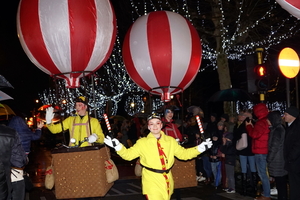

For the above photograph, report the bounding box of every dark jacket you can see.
[233,121,254,156]
[209,138,222,162]
[220,132,236,166]
[206,120,218,138]
[8,116,42,153]
[284,116,300,173]
[267,111,287,177]
[0,124,26,200]
[0,161,7,200]
[246,103,270,154]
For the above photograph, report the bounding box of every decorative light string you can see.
[39,0,299,118]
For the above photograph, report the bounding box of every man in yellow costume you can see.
[45,96,104,147]
[104,113,212,200]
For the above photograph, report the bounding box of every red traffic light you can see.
[254,65,267,77]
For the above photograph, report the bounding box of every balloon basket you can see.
[172,158,197,189]
[51,145,113,199]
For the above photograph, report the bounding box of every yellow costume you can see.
[47,113,104,146]
[117,131,200,200]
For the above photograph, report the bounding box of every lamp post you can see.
[278,47,300,108]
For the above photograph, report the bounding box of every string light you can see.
[128,0,300,71]
[39,0,300,118]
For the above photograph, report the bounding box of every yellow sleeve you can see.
[174,140,200,160]
[46,117,72,134]
[117,140,142,161]
[90,118,104,143]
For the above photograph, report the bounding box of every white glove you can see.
[104,136,122,151]
[88,133,98,143]
[46,107,54,124]
[70,138,76,144]
[197,138,213,153]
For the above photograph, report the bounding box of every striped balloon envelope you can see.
[122,11,202,102]
[17,0,117,88]
[276,0,300,19]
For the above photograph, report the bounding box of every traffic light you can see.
[254,64,269,91]
[254,48,269,91]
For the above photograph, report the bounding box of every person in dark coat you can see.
[267,111,288,200]
[8,116,43,155]
[0,123,27,200]
[209,132,222,188]
[233,110,256,196]
[283,106,300,200]
[206,113,218,138]
[0,161,7,200]
[220,124,236,194]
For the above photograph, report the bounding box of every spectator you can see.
[220,123,236,193]
[119,119,130,148]
[220,113,229,124]
[8,116,43,155]
[8,115,43,199]
[127,118,138,146]
[161,106,183,142]
[140,118,149,137]
[216,121,226,189]
[185,116,199,147]
[0,120,27,200]
[267,111,288,200]
[246,103,270,200]
[227,115,236,133]
[233,110,256,196]
[283,106,300,200]
[206,113,218,138]
[209,132,222,188]
[195,132,206,182]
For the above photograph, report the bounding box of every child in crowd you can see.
[209,132,222,188]
[220,123,236,193]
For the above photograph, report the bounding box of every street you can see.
[24,142,274,200]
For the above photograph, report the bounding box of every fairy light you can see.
[40,35,144,118]
[127,0,300,72]
[39,0,300,118]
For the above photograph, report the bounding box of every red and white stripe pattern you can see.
[122,11,202,102]
[17,0,116,88]
[196,115,204,134]
[276,0,300,19]
[103,113,111,131]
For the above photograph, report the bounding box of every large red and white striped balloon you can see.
[276,0,300,19]
[122,11,202,102]
[17,0,116,88]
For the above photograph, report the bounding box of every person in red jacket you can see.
[161,106,183,143]
[246,103,270,200]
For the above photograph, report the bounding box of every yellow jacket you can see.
[117,131,200,199]
[47,113,104,146]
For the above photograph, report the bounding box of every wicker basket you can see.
[51,145,113,199]
[172,158,197,189]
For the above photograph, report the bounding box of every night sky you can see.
[0,1,299,118]
[0,1,50,116]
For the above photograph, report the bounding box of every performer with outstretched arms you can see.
[104,113,212,200]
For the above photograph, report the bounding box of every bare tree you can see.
[115,0,300,113]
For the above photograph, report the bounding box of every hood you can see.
[7,116,28,132]
[253,103,269,119]
[267,111,282,127]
